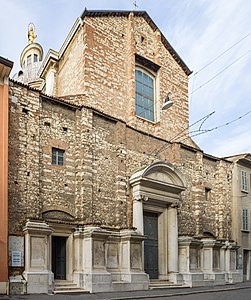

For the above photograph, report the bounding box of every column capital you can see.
[133,194,148,202]
[170,200,180,209]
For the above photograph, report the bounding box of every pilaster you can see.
[23,220,53,294]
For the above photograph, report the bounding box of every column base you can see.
[204,272,226,285]
[168,272,184,285]
[225,271,242,284]
[180,272,204,287]
[23,271,53,294]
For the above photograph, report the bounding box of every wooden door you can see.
[52,236,66,280]
[144,212,158,279]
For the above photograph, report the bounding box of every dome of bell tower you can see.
[13,23,44,89]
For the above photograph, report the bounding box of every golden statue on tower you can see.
[28,23,37,44]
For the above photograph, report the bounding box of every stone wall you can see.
[40,99,77,219]
[9,82,41,235]
[57,26,84,96]
[54,13,190,145]
[9,80,233,241]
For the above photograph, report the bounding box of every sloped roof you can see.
[225,153,251,164]
[81,9,192,76]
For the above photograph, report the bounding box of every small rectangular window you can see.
[242,208,248,231]
[241,170,248,192]
[52,148,64,165]
[205,188,211,201]
[34,54,38,62]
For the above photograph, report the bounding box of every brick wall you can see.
[9,82,41,234]
[55,13,190,146]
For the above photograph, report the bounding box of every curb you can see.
[104,285,251,300]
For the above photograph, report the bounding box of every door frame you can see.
[50,225,74,281]
[143,204,169,280]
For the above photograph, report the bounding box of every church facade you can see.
[6,10,242,294]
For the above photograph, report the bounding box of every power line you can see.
[141,108,251,161]
[191,32,251,77]
[189,108,251,136]
[189,49,251,96]
[140,111,215,162]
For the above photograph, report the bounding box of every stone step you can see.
[54,280,88,294]
[54,288,88,294]
[149,280,188,290]
[54,280,78,287]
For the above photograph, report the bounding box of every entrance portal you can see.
[52,236,66,280]
[144,212,158,279]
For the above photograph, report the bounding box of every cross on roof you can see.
[133,0,138,10]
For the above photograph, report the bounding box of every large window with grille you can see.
[135,68,155,122]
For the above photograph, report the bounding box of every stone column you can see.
[0,57,13,294]
[73,228,84,286]
[167,203,179,282]
[23,220,53,294]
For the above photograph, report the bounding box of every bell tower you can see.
[13,24,44,89]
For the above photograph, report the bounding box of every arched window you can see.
[135,68,155,122]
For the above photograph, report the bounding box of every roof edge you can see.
[81,9,192,76]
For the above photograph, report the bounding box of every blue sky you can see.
[1,0,251,157]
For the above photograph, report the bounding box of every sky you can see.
[0,0,251,158]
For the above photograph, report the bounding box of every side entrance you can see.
[52,236,67,280]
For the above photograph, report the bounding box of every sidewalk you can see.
[80,282,251,300]
[1,281,251,300]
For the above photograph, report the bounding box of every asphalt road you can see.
[1,283,251,300]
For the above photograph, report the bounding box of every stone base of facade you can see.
[168,272,184,285]
[180,271,242,287]
[9,276,26,295]
[225,271,242,284]
[79,271,149,293]
[203,272,226,286]
[180,272,204,287]
[0,282,8,295]
[23,271,53,294]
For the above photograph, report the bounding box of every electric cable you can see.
[191,32,251,78]
[189,50,251,96]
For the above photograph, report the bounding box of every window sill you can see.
[241,230,250,233]
[135,115,156,125]
[241,189,249,194]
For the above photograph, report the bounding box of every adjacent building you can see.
[0,56,13,295]
[4,9,246,294]
[226,154,251,281]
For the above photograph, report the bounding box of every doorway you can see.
[52,236,67,280]
[144,212,158,279]
[243,250,250,281]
